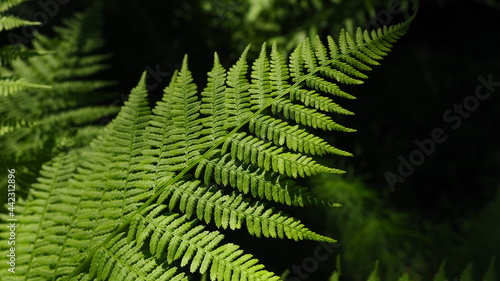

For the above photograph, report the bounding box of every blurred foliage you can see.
[0,4,118,206]
[309,174,427,280]
[200,0,417,58]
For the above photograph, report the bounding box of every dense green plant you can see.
[0,3,118,201]
[0,2,414,279]
[0,0,46,92]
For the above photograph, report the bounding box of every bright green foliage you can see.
[0,11,413,281]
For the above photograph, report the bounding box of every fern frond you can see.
[156,178,336,242]
[0,151,79,280]
[129,205,281,281]
[0,6,117,196]
[200,53,228,147]
[0,78,50,96]
[146,56,203,173]
[2,16,414,281]
[0,74,151,280]
[225,45,252,129]
[289,88,354,114]
[196,154,341,207]
[88,234,188,281]
[248,114,352,156]
[222,132,344,177]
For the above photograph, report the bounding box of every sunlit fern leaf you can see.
[128,205,281,281]
[0,74,151,280]
[0,16,413,281]
[225,45,252,129]
[0,15,39,31]
[289,88,354,114]
[156,178,336,241]
[248,113,352,156]
[0,151,80,280]
[200,53,228,147]
[195,153,342,207]
[88,234,188,281]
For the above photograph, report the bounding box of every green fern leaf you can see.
[0,15,39,31]
[200,53,228,146]
[1,15,413,281]
[156,178,335,242]
[129,205,281,281]
[0,6,118,197]
[0,78,50,96]
[196,154,341,207]
[88,234,188,281]
[222,132,345,177]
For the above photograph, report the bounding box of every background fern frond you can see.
[129,205,281,281]
[0,5,118,200]
[0,77,50,96]
[0,73,152,280]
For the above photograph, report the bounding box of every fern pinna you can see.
[0,17,413,280]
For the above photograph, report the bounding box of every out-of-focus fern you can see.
[329,257,497,281]
[309,174,425,280]
[0,15,413,281]
[0,4,119,198]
